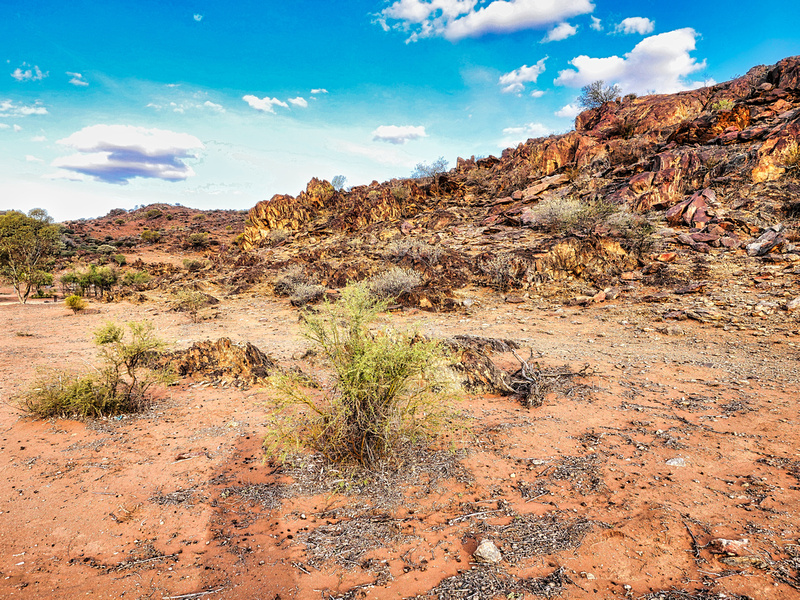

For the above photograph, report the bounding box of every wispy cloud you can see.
[26,155,44,163]
[0,100,48,117]
[499,122,551,147]
[67,72,89,86]
[614,17,654,35]
[542,22,577,42]
[147,98,225,113]
[288,97,308,108]
[310,88,329,95]
[378,0,594,42]
[52,124,204,184]
[242,95,289,113]
[590,16,602,31]
[499,57,547,94]
[555,28,707,94]
[11,63,48,82]
[193,13,203,22]
[372,125,427,144]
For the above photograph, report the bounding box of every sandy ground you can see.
[1,282,800,600]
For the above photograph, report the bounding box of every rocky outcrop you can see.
[167,337,278,387]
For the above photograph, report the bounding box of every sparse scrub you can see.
[173,289,214,322]
[782,142,800,179]
[112,254,126,266]
[183,258,206,272]
[266,283,455,468]
[20,321,169,419]
[368,266,423,298]
[268,228,289,246]
[391,186,410,202]
[290,283,326,306]
[274,265,313,296]
[710,98,735,111]
[65,294,87,314]
[96,244,116,255]
[145,208,163,220]
[385,240,443,265]
[525,196,616,234]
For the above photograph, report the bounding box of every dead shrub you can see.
[290,283,326,306]
[274,265,314,296]
[368,266,423,298]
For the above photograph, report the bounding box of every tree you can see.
[578,80,622,109]
[0,209,61,303]
[411,156,449,180]
[331,174,347,191]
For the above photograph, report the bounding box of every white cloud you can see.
[52,124,204,184]
[555,103,581,118]
[310,88,329,95]
[25,155,43,163]
[542,22,577,42]
[499,57,547,94]
[148,99,225,113]
[11,64,48,82]
[0,123,9,129]
[372,125,427,144]
[499,122,551,147]
[32,135,47,142]
[203,101,225,112]
[590,16,602,31]
[288,97,308,108]
[0,100,48,117]
[554,28,707,94]
[67,71,89,86]
[614,17,654,35]
[530,90,545,98]
[379,0,595,42]
[13,124,22,132]
[193,13,203,22]
[242,95,289,113]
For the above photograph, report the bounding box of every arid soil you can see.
[2,265,799,600]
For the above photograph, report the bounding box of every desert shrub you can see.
[579,80,621,109]
[186,232,210,248]
[368,267,423,298]
[290,283,326,306]
[266,283,454,467]
[20,321,169,419]
[173,289,214,322]
[112,254,126,266]
[140,229,161,243]
[274,265,313,296]
[268,228,289,246]
[385,240,443,265]
[183,258,206,272]
[65,294,87,314]
[710,98,735,111]
[145,208,163,220]
[114,218,126,225]
[391,186,410,201]
[96,244,116,255]
[482,254,517,291]
[623,92,638,102]
[525,196,616,234]
[782,142,800,179]
[122,270,151,287]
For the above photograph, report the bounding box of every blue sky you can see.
[1,0,798,221]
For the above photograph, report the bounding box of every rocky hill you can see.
[237,55,799,311]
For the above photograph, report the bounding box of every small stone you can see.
[786,297,800,313]
[473,539,502,564]
[666,457,686,467]
[708,538,749,556]
[505,295,525,304]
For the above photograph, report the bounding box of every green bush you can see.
[121,270,151,287]
[183,258,206,272]
[65,294,87,314]
[20,321,169,419]
[145,208,163,220]
[266,283,454,468]
[710,98,735,111]
[186,232,210,248]
[96,244,116,255]
[140,229,161,243]
[173,289,214,322]
[112,254,126,266]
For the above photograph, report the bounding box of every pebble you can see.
[473,539,502,564]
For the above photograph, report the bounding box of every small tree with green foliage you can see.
[0,209,61,303]
[578,80,622,109]
[331,174,347,191]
